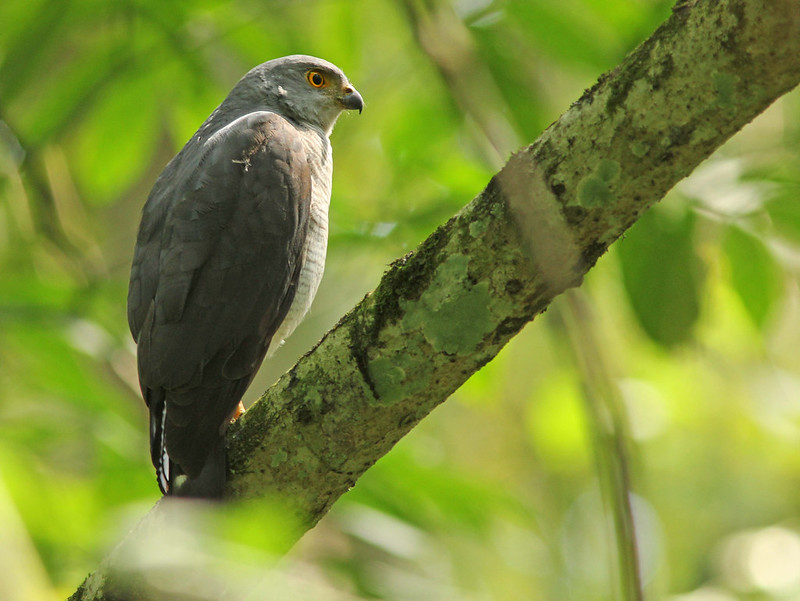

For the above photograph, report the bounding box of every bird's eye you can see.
[307,71,326,88]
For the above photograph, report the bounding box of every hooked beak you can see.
[339,86,364,114]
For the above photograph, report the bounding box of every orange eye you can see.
[307,70,326,88]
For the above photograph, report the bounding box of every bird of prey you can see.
[127,55,363,498]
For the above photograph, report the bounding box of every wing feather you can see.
[128,111,312,479]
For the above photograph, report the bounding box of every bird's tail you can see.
[149,390,171,495]
[149,390,226,499]
[169,434,226,499]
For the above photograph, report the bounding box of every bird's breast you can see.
[267,132,332,355]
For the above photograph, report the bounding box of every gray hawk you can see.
[127,55,363,498]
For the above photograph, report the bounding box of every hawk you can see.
[127,55,363,498]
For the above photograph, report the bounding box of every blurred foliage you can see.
[1,0,800,600]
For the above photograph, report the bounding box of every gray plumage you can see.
[127,55,362,498]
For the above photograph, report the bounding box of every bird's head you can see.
[233,55,363,135]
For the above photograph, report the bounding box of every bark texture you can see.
[71,0,800,598]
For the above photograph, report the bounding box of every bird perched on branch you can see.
[127,55,363,498]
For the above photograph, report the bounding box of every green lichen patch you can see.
[596,158,621,183]
[469,218,488,238]
[399,253,494,355]
[366,356,407,405]
[365,344,434,406]
[578,159,620,207]
[271,449,288,468]
[631,141,650,158]
[364,252,499,405]
[578,176,611,206]
[419,281,492,354]
[712,71,737,108]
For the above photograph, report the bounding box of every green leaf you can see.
[723,225,782,328]
[617,207,703,346]
[765,189,800,243]
[71,72,160,203]
[11,38,132,146]
[503,1,621,70]
[0,0,71,103]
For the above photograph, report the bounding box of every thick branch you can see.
[227,0,800,519]
[71,1,800,598]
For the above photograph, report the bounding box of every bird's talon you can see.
[229,401,246,423]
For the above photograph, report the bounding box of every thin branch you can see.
[558,291,644,601]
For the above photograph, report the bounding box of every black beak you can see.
[340,87,364,114]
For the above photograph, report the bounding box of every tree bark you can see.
[70,0,800,598]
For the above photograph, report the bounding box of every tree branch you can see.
[70,0,800,598]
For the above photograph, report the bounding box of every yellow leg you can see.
[228,401,245,423]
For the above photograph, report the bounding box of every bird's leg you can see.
[228,401,246,423]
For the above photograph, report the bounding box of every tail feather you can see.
[147,386,229,499]
[169,434,226,499]
[148,390,171,495]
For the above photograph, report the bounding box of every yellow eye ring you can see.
[307,70,326,88]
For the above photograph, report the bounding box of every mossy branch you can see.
[70,1,800,599]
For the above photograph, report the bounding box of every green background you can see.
[1,1,800,599]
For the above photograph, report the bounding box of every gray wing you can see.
[127,111,311,481]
